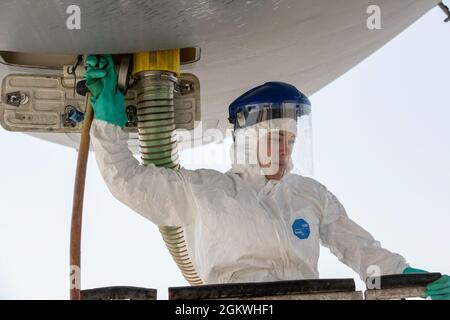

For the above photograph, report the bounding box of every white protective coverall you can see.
[91,118,409,284]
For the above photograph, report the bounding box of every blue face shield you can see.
[230,104,313,177]
[228,82,314,177]
[232,102,310,131]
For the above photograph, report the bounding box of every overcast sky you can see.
[0,6,449,299]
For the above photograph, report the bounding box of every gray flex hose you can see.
[134,71,202,285]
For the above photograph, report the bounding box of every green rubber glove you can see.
[84,54,128,127]
[402,267,428,274]
[425,275,450,300]
[403,267,450,300]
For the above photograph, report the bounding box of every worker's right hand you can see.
[84,55,128,127]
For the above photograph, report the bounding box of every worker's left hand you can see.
[403,267,450,300]
[425,275,450,300]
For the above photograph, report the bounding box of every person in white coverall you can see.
[85,55,450,299]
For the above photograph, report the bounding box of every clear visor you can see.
[291,112,313,176]
[234,102,310,130]
[233,103,313,177]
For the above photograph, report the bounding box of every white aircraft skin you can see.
[0,0,441,149]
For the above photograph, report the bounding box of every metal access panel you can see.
[0,70,200,133]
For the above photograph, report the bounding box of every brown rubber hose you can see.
[70,93,93,300]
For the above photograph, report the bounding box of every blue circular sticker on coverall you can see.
[292,219,310,240]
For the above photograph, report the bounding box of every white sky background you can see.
[0,7,449,299]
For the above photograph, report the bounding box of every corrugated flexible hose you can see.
[135,71,203,285]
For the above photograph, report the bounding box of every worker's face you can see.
[257,130,296,180]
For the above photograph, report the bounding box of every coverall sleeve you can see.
[90,119,200,227]
[319,188,409,280]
